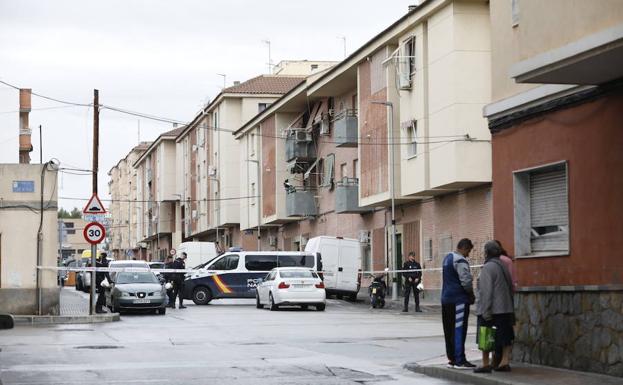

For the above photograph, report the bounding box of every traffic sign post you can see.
[83,222,106,245]
[83,193,106,215]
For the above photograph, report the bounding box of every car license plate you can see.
[133,299,150,304]
[372,288,377,294]
[293,284,311,288]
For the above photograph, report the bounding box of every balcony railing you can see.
[334,109,358,147]
[335,177,368,214]
[286,188,317,217]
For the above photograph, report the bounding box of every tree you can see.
[57,208,70,218]
[58,207,82,219]
[69,207,81,218]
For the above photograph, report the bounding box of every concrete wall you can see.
[489,0,623,102]
[0,164,60,315]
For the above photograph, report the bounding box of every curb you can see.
[404,363,521,385]
[13,313,120,325]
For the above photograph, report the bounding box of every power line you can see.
[0,79,91,107]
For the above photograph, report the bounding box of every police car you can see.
[183,251,319,305]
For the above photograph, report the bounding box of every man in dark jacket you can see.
[441,238,476,370]
[402,252,422,312]
[95,252,110,314]
[170,253,187,309]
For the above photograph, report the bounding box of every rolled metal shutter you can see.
[530,168,568,252]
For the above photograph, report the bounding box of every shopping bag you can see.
[478,326,496,351]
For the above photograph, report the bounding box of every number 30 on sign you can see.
[83,222,106,245]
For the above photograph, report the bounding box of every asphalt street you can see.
[0,293,479,385]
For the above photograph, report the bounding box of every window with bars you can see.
[424,238,433,261]
[406,121,417,157]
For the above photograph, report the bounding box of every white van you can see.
[176,242,218,269]
[305,236,362,301]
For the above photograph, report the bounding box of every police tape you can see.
[38,265,484,275]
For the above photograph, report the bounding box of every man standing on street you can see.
[402,251,422,312]
[95,252,110,314]
[170,253,187,309]
[441,238,476,370]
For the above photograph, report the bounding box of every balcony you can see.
[335,178,368,214]
[286,188,317,217]
[285,129,316,163]
[334,109,358,147]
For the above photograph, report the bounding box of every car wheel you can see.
[256,293,264,309]
[316,303,326,311]
[269,293,278,311]
[157,307,166,315]
[192,286,213,305]
[301,305,308,310]
[348,293,357,302]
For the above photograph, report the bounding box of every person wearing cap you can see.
[170,252,188,309]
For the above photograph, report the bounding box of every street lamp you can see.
[246,159,261,251]
[370,100,398,301]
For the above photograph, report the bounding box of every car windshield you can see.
[116,272,159,284]
[279,270,315,278]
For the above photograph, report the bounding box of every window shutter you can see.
[530,168,568,252]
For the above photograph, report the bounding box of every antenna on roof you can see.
[262,39,273,74]
[217,73,226,89]
[337,36,347,58]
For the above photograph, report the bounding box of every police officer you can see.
[402,251,422,312]
[95,252,110,314]
[170,253,187,309]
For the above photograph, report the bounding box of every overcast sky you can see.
[0,0,415,210]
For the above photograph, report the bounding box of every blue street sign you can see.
[12,181,35,193]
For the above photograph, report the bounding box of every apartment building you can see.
[484,0,623,375]
[107,141,151,259]
[175,74,314,251]
[134,128,182,261]
[235,0,493,297]
[58,218,90,260]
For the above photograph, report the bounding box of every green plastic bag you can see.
[478,326,496,351]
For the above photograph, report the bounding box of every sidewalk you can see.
[405,362,623,385]
[13,288,119,325]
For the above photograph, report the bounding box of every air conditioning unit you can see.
[268,236,277,247]
[358,230,370,244]
[295,129,312,143]
[208,165,217,177]
[191,210,198,220]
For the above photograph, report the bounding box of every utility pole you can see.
[90,89,99,315]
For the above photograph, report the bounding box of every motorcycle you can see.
[369,274,387,308]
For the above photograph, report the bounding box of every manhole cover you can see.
[75,345,123,350]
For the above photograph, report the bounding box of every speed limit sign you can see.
[83,221,106,245]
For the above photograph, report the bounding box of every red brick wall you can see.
[358,60,388,198]
[261,116,276,217]
[492,89,623,287]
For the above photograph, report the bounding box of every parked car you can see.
[184,251,318,305]
[255,267,326,311]
[305,236,362,301]
[103,271,167,315]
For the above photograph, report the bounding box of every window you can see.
[424,238,433,261]
[210,255,239,270]
[340,163,348,181]
[250,133,256,156]
[511,0,520,27]
[280,270,315,279]
[258,103,269,112]
[64,222,75,235]
[438,235,453,260]
[277,254,314,268]
[398,37,415,89]
[406,121,417,157]
[362,245,372,272]
[245,255,278,271]
[322,154,335,188]
[353,159,359,180]
[514,162,569,257]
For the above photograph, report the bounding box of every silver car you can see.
[105,271,167,315]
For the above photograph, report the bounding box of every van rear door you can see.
[337,240,360,292]
[319,240,339,290]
